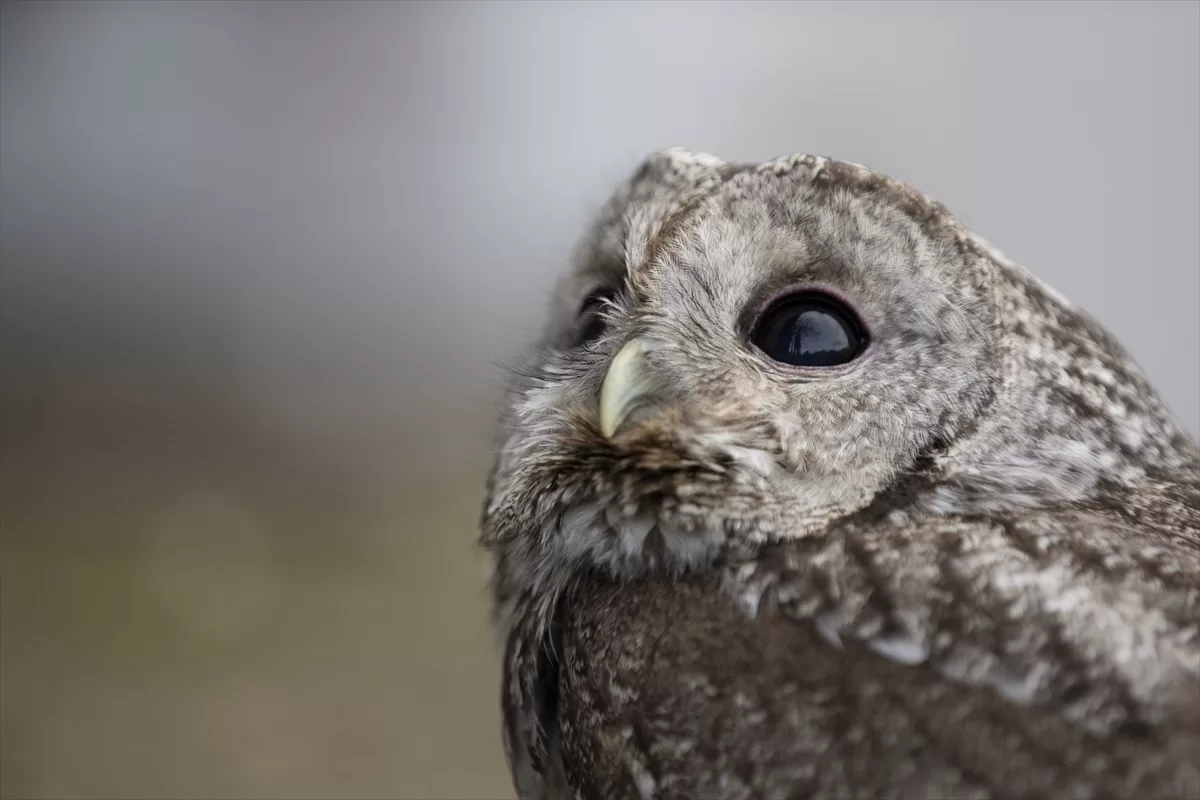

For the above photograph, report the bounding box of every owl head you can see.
[481,149,1191,605]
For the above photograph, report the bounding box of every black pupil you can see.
[752,293,865,367]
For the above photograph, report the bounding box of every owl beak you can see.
[599,338,656,438]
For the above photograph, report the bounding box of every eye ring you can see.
[747,287,870,369]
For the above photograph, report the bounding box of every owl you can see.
[479,149,1200,800]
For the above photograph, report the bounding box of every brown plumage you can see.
[480,150,1200,799]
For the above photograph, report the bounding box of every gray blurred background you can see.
[1,2,1197,798]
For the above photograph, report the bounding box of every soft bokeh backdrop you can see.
[1,2,1197,798]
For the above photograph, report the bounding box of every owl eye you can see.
[574,288,616,346]
[750,291,868,368]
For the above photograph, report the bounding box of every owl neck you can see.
[927,263,1198,515]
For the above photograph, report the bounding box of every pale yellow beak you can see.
[599,338,656,438]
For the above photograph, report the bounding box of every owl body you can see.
[481,151,1200,799]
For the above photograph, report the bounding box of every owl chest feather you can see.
[501,495,1200,800]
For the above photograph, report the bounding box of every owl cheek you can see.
[776,435,816,475]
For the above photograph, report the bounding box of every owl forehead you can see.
[621,150,940,263]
